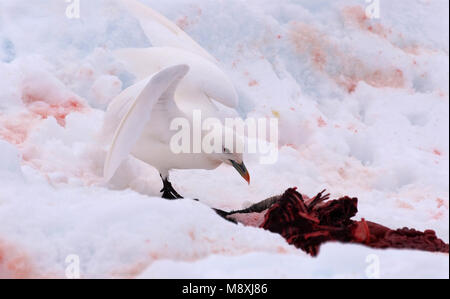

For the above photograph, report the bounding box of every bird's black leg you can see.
[160,175,184,200]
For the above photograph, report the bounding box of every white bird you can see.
[119,0,217,62]
[103,65,249,199]
[116,0,240,119]
[102,0,250,198]
[113,46,239,118]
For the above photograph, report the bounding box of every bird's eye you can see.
[223,147,231,154]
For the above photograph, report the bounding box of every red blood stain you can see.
[0,113,39,145]
[22,81,86,127]
[317,116,327,128]
[402,45,421,55]
[277,247,288,254]
[431,211,444,220]
[77,66,95,79]
[176,16,189,30]
[248,80,259,87]
[27,99,85,127]
[366,68,404,89]
[436,198,446,209]
[338,167,347,179]
[188,230,196,241]
[433,149,442,156]
[312,50,327,71]
[111,260,152,279]
[1,83,87,146]
[289,23,328,71]
[346,82,358,93]
[107,68,119,76]
[0,240,35,279]
[176,7,202,31]
[342,6,391,39]
[341,6,436,57]
[289,22,405,93]
[20,75,87,127]
[343,6,368,25]
[396,200,414,210]
[347,124,358,133]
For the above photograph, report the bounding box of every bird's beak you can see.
[230,160,250,184]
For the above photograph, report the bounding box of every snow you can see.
[0,0,448,278]
[139,244,450,279]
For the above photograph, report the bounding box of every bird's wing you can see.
[103,78,148,126]
[114,47,238,110]
[119,0,216,63]
[103,64,189,182]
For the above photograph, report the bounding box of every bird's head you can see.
[210,126,250,184]
[220,147,250,185]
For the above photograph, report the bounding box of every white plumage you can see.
[102,0,249,198]
[113,47,238,116]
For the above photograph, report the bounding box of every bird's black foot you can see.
[160,176,184,200]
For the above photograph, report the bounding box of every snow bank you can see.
[0,0,448,278]
[139,243,449,279]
